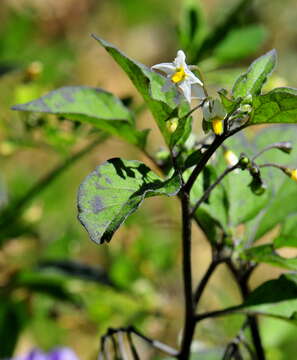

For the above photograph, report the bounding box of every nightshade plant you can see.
[12,36,297,360]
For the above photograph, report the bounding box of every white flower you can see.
[151,50,205,103]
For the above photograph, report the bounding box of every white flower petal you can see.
[178,81,192,103]
[186,69,203,86]
[174,50,186,68]
[151,63,175,75]
[213,99,226,118]
[191,83,206,100]
[202,100,211,120]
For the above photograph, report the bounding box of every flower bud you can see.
[166,118,179,133]
[212,117,224,136]
[223,149,238,167]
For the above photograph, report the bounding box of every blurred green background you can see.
[1,0,297,359]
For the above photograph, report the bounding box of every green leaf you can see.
[232,49,277,98]
[243,244,297,271]
[254,177,297,240]
[214,25,268,63]
[92,35,191,146]
[12,86,148,149]
[78,158,181,244]
[241,126,297,243]
[222,168,269,227]
[239,274,297,322]
[191,165,229,230]
[14,271,81,305]
[0,299,28,358]
[250,87,297,125]
[194,0,251,61]
[177,0,206,60]
[274,213,297,249]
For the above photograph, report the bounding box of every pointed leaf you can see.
[250,87,297,125]
[78,158,181,244]
[232,49,277,98]
[92,35,191,146]
[239,274,297,322]
[12,86,148,148]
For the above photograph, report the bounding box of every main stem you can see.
[227,261,265,360]
[178,190,195,360]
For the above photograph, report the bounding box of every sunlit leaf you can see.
[12,86,148,148]
[250,87,297,125]
[78,158,181,244]
[232,49,276,98]
[92,35,191,146]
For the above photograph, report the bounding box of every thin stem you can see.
[252,142,292,161]
[178,190,196,360]
[193,256,227,307]
[99,326,178,358]
[258,163,286,171]
[117,332,129,360]
[223,320,255,360]
[127,332,141,360]
[190,163,239,216]
[184,135,226,192]
[195,305,238,322]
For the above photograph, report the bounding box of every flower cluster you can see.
[152,50,226,136]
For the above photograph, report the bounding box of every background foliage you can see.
[1,0,297,359]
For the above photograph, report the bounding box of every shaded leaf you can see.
[214,25,267,63]
[232,50,276,98]
[38,260,115,287]
[12,86,148,148]
[195,0,251,61]
[177,0,206,60]
[78,158,181,244]
[250,87,297,125]
[0,299,28,358]
[92,35,191,146]
[240,274,297,322]
[14,271,81,305]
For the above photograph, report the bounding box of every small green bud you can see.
[238,156,250,170]
[249,173,266,196]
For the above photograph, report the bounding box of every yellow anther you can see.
[171,67,187,83]
[212,117,224,135]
